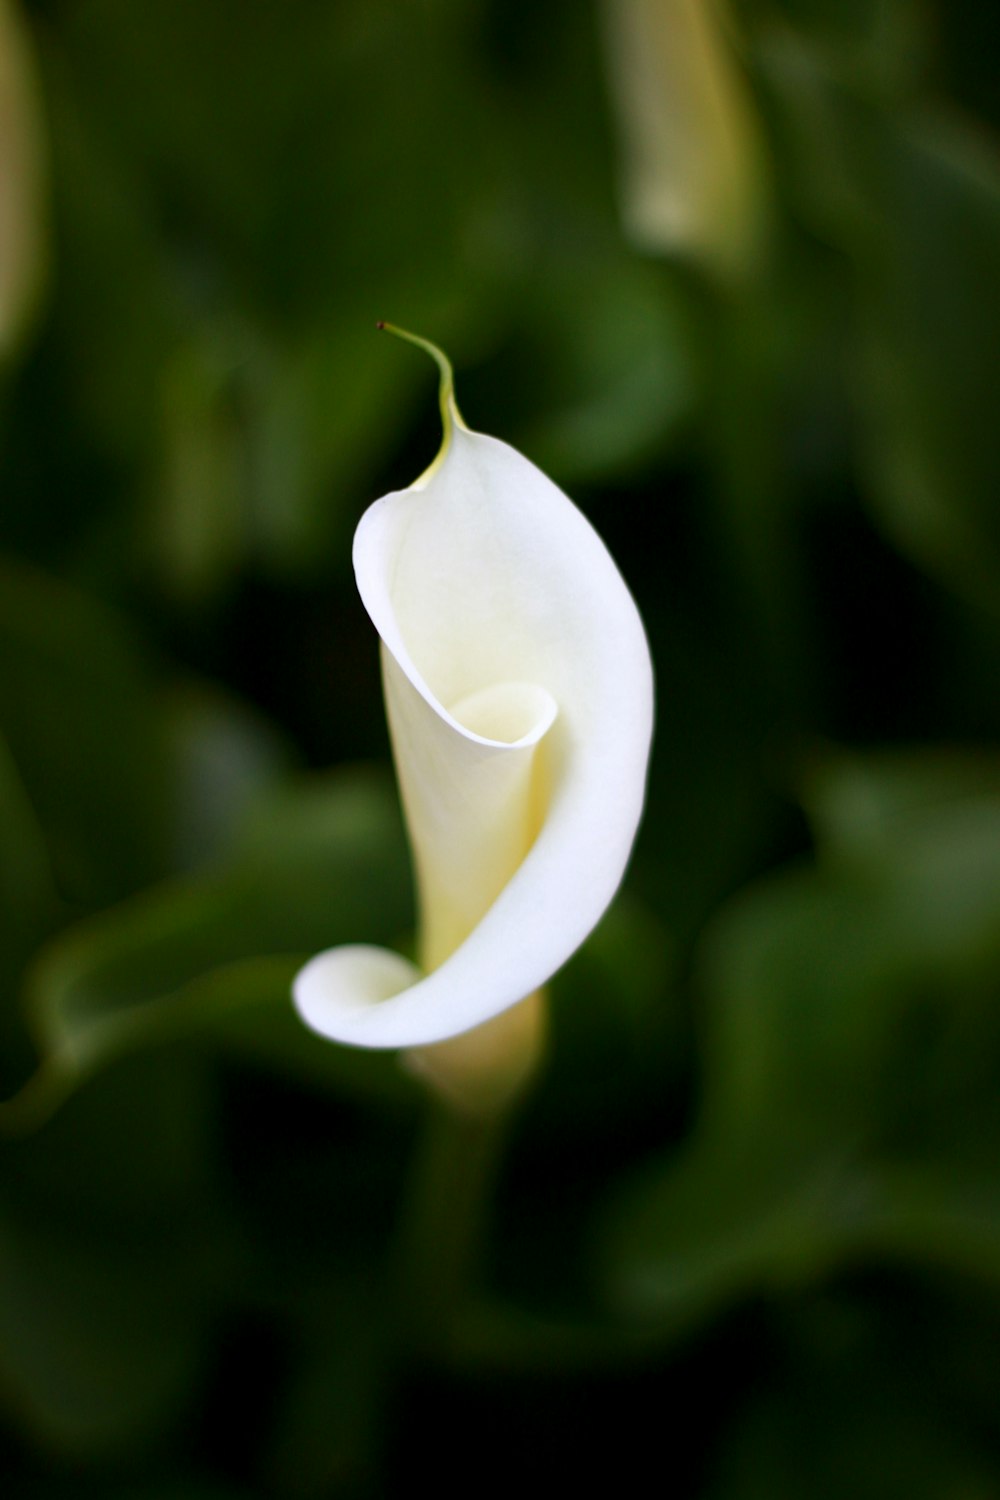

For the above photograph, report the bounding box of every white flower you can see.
[601,0,769,279]
[293,330,653,1106]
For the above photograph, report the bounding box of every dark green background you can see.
[2,0,1000,1494]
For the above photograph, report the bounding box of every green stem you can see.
[393,1097,509,1359]
[375,320,466,434]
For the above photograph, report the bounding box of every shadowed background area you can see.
[1,0,1000,1495]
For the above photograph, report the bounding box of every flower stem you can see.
[375,320,465,434]
[393,1096,510,1359]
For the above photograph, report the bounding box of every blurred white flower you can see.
[294,331,653,1109]
[602,0,769,279]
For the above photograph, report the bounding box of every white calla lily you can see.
[601,0,768,280]
[293,329,653,1104]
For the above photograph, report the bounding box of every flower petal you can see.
[294,382,653,1051]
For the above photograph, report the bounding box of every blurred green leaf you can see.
[750,0,929,96]
[599,754,1000,1333]
[0,556,172,905]
[801,746,1000,864]
[163,676,295,873]
[760,31,1000,609]
[31,0,524,582]
[634,607,792,939]
[3,767,416,1126]
[265,1292,388,1498]
[856,113,1000,611]
[0,728,58,990]
[245,322,424,577]
[152,334,250,605]
[0,728,62,1097]
[701,791,1000,1148]
[9,1484,253,1500]
[706,1296,1000,1500]
[507,257,696,484]
[601,1137,856,1329]
[852,1159,1000,1284]
[449,1295,660,1375]
[0,555,296,1095]
[36,29,181,479]
[0,1053,223,1457]
[603,1138,1000,1332]
[0,1204,205,1454]
[543,892,678,1119]
[0,729,51,914]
